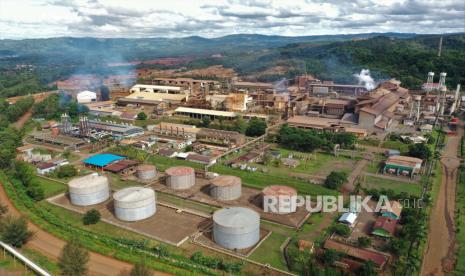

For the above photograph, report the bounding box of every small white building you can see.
[338,212,358,227]
[36,162,57,175]
[77,91,97,103]
[419,124,433,133]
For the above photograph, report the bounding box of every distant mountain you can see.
[0,32,419,63]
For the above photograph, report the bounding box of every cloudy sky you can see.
[0,0,464,39]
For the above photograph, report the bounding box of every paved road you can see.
[421,124,463,276]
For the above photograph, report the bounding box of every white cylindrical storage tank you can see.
[165,166,195,190]
[113,187,156,221]
[68,173,110,206]
[262,185,298,214]
[136,164,157,180]
[210,175,241,201]
[213,207,260,250]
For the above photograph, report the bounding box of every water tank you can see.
[165,166,195,190]
[210,175,241,201]
[136,164,157,180]
[113,187,156,222]
[213,207,260,250]
[262,185,297,214]
[68,173,110,206]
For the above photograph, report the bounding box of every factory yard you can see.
[148,175,310,228]
[48,193,209,246]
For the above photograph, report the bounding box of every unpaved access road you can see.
[421,124,463,276]
[0,182,171,276]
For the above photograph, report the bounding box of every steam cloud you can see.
[354,69,376,90]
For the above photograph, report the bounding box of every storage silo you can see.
[210,175,241,201]
[262,185,297,214]
[165,166,195,190]
[213,207,260,250]
[68,173,110,206]
[136,164,157,180]
[113,187,156,222]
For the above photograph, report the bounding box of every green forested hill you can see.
[0,33,463,97]
[215,34,465,88]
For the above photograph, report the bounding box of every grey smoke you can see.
[354,69,376,90]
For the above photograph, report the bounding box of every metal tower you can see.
[439,72,447,91]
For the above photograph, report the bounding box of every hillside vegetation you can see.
[0,33,463,97]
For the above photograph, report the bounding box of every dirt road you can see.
[0,181,170,276]
[421,124,463,276]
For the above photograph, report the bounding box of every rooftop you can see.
[324,239,389,268]
[174,107,236,117]
[386,155,423,166]
[83,153,125,167]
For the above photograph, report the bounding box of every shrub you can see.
[58,237,89,276]
[82,209,101,225]
[130,262,152,276]
[332,224,351,237]
[358,236,372,247]
[137,112,147,120]
[0,216,32,248]
[324,171,348,190]
[57,164,78,178]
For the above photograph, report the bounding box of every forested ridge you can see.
[0,33,463,98]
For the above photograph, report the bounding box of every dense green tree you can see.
[358,260,375,276]
[320,249,341,266]
[0,216,32,248]
[333,132,357,149]
[358,236,372,248]
[82,209,101,225]
[137,112,147,120]
[245,117,267,137]
[58,237,89,276]
[408,143,432,160]
[57,165,78,178]
[26,183,45,201]
[331,224,351,237]
[324,171,348,190]
[201,116,211,127]
[232,116,248,134]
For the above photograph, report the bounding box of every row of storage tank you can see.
[165,166,298,214]
[68,166,299,250]
[69,173,156,221]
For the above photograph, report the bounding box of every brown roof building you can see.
[324,239,390,269]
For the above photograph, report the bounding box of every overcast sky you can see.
[1,0,464,39]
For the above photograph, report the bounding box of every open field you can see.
[361,175,422,196]
[35,176,67,197]
[249,232,288,271]
[49,194,209,246]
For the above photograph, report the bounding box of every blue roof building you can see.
[83,153,125,168]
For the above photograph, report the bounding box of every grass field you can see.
[362,175,422,196]
[149,155,203,172]
[381,140,410,153]
[249,232,288,271]
[35,176,67,197]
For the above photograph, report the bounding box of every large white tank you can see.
[165,166,195,190]
[68,173,110,206]
[213,207,260,250]
[210,175,241,201]
[113,187,156,222]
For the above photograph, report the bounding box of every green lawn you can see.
[149,155,203,172]
[365,161,383,174]
[210,164,337,196]
[35,176,67,197]
[249,232,288,271]
[381,140,410,153]
[362,175,422,196]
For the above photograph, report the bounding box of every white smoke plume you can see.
[354,69,376,90]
